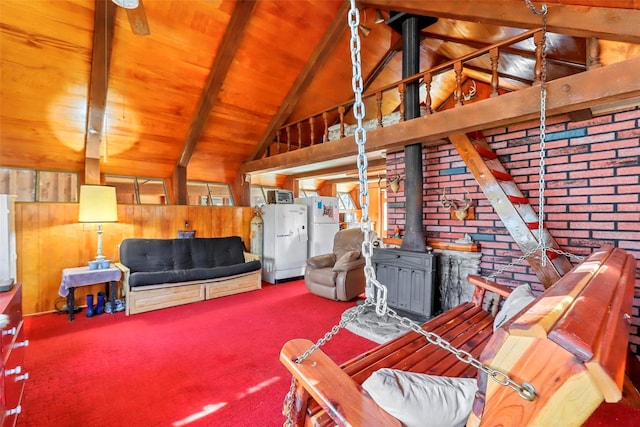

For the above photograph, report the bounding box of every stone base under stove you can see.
[342,305,417,344]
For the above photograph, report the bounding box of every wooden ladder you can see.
[449,131,573,288]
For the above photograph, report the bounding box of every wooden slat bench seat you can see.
[280,247,637,427]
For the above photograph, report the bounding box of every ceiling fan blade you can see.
[126,0,150,35]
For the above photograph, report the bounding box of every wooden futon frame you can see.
[280,247,637,426]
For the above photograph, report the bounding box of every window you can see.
[299,189,319,198]
[138,178,168,204]
[187,182,234,206]
[250,185,278,207]
[104,175,168,204]
[0,167,78,202]
[38,171,78,202]
[337,192,356,210]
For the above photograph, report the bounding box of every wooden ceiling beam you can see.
[289,158,387,180]
[240,56,640,175]
[248,1,350,161]
[177,0,257,168]
[84,0,116,184]
[337,34,403,126]
[362,0,640,43]
[421,31,586,70]
[325,176,384,185]
[464,63,533,86]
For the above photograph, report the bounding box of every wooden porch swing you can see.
[279,1,638,426]
[281,246,637,426]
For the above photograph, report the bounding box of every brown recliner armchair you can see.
[304,228,366,301]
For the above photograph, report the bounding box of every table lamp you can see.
[79,185,118,261]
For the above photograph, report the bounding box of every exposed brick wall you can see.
[386,106,640,354]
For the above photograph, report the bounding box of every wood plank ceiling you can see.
[1,0,639,200]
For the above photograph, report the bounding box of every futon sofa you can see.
[117,237,261,315]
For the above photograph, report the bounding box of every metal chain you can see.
[283,10,382,424]
[491,3,582,276]
[385,307,536,401]
[346,2,386,316]
[283,3,544,424]
[535,4,550,266]
[526,3,583,265]
[525,0,547,15]
[282,301,372,426]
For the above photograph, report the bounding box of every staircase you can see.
[449,131,574,288]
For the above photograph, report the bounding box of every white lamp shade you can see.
[79,185,118,223]
[112,0,139,9]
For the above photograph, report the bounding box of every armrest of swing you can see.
[468,274,513,307]
[280,339,402,427]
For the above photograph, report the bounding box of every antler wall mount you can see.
[440,188,474,220]
[379,174,403,193]
[454,80,477,103]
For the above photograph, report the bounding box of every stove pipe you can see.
[387,13,436,252]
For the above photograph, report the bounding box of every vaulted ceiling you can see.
[1,0,639,199]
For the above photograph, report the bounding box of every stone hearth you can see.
[342,306,409,344]
[345,237,486,343]
[435,248,482,311]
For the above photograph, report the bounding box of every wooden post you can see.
[588,37,602,69]
[297,122,302,149]
[490,47,500,97]
[322,112,329,143]
[276,130,281,154]
[173,166,187,205]
[454,61,463,107]
[376,91,383,127]
[423,72,432,115]
[533,31,544,86]
[309,117,315,145]
[286,126,291,152]
[398,83,406,122]
[84,158,101,185]
[338,105,346,138]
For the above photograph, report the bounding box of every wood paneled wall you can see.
[15,203,254,315]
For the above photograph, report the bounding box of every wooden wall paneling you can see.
[212,208,225,237]
[164,206,179,238]
[155,206,168,238]
[213,207,226,237]
[52,204,73,300]
[112,205,136,260]
[144,206,161,238]
[163,206,176,238]
[38,204,57,313]
[132,205,145,238]
[15,203,254,315]
[190,206,210,237]
[203,206,216,237]
[15,204,38,312]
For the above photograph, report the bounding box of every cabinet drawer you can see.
[205,273,261,300]
[1,289,22,359]
[3,324,27,423]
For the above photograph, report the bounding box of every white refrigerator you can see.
[0,195,17,287]
[261,204,308,284]
[295,197,340,258]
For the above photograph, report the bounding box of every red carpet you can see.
[19,280,640,426]
[20,281,376,427]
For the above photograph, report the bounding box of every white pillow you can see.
[361,368,478,427]
[493,284,536,331]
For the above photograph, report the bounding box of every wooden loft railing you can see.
[269,28,559,156]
